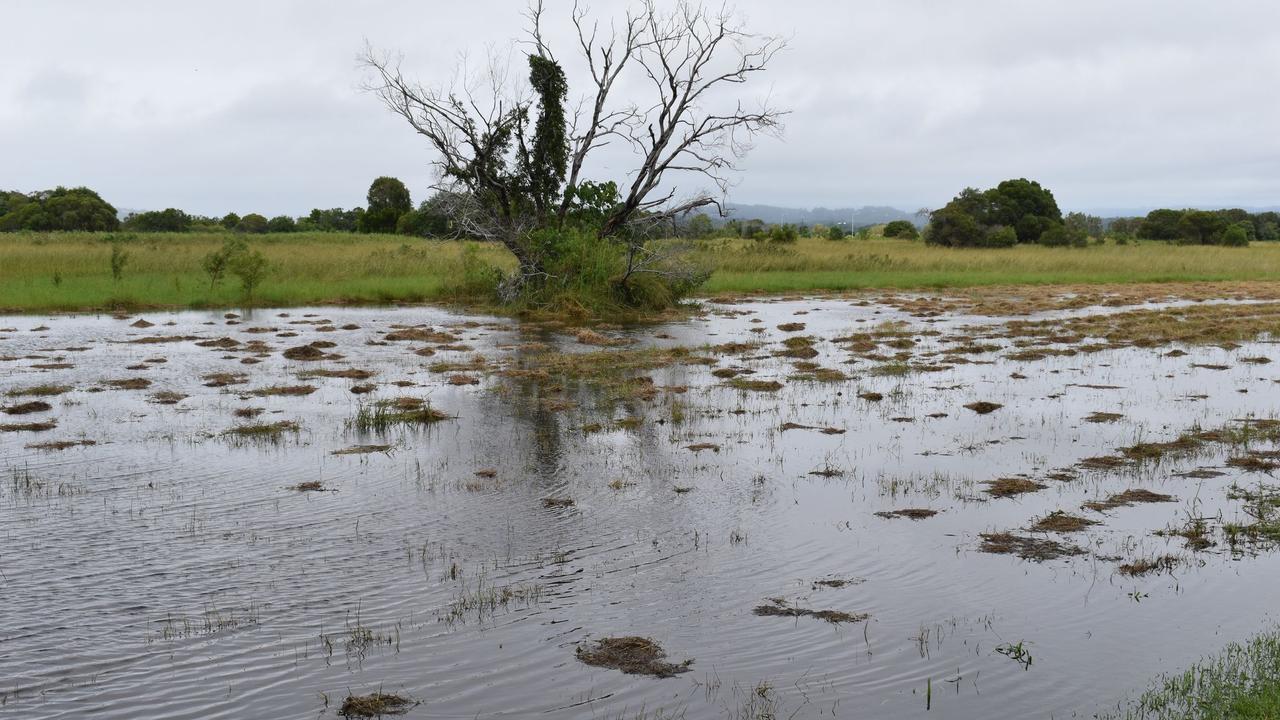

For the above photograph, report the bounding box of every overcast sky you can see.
[4,1,1279,216]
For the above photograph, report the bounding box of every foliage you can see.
[0,186,120,232]
[1065,211,1104,239]
[882,220,918,239]
[366,176,412,215]
[359,176,412,233]
[1222,223,1251,247]
[109,240,130,281]
[124,208,192,232]
[298,207,363,232]
[267,215,297,233]
[220,213,241,230]
[1038,225,1088,247]
[396,194,454,237]
[201,237,245,289]
[768,224,799,244]
[230,247,269,299]
[237,213,269,234]
[1137,208,1254,246]
[683,213,715,239]
[924,205,990,247]
[1137,209,1183,240]
[925,179,1066,247]
[826,224,848,241]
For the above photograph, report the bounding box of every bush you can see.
[984,225,1018,248]
[1036,225,1087,247]
[767,224,798,244]
[508,228,707,315]
[882,220,918,239]
[825,225,848,241]
[1221,223,1250,247]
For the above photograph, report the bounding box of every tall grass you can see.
[694,236,1280,293]
[0,231,512,312]
[1102,628,1280,719]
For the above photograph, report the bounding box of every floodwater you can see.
[2,296,1280,719]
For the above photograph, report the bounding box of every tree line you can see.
[922,179,1275,248]
[0,176,457,237]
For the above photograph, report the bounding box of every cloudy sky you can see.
[3,1,1279,216]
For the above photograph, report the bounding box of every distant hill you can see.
[703,204,923,228]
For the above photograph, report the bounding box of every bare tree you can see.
[361,0,786,302]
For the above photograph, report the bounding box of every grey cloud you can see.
[3,0,1278,215]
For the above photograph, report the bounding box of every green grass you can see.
[0,231,511,312]
[696,237,1280,293]
[1104,628,1280,719]
[5,231,1280,314]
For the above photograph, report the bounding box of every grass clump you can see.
[348,398,451,432]
[979,532,1086,561]
[4,384,72,397]
[338,691,415,718]
[224,420,299,439]
[576,636,693,678]
[1101,628,1280,719]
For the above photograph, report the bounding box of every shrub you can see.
[825,225,848,241]
[1221,223,1250,247]
[1037,225,1087,247]
[984,225,1018,248]
[230,248,269,299]
[767,224,798,244]
[882,220,918,239]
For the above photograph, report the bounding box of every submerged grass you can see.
[348,399,451,433]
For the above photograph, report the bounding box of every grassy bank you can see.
[4,231,1280,314]
[1103,628,1280,719]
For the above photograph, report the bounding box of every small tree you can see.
[231,248,269,299]
[109,241,129,281]
[237,213,269,234]
[201,238,247,290]
[826,224,848,241]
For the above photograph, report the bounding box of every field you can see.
[6,231,1280,313]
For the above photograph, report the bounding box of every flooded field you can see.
[4,291,1280,719]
